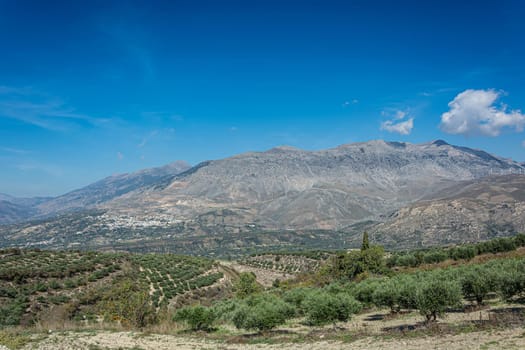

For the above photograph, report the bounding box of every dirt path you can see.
[24,327,525,350]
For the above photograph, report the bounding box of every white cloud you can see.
[380,109,413,135]
[117,152,124,160]
[393,110,406,120]
[381,118,414,135]
[440,89,525,136]
[522,140,525,148]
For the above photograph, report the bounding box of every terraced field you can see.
[238,251,331,274]
[0,249,125,326]
[132,254,224,308]
[0,249,228,328]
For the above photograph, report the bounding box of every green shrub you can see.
[416,279,462,322]
[303,290,361,326]
[461,267,496,304]
[497,269,525,301]
[396,275,418,310]
[396,254,418,267]
[231,294,295,331]
[233,272,261,298]
[0,296,28,326]
[450,246,477,260]
[350,278,382,305]
[282,287,314,316]
[98,277,156,328]
[423,250,449,264]
[372,278,401,312]
[173,305,217,331]
[212,299,239,322]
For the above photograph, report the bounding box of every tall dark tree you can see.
[361,232,370,251]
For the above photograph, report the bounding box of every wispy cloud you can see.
[0,146,31,155]
[97,15,155,82]
[0,86,108,131]
[0,85,33,95]
[117,152,124,160]
[342,99,359,107]
[380,109,414,135]
[140,111,183,122]
[418,87,456,97]
[14,161,63,177]
[137,130,159,148]
[440,89,525,137]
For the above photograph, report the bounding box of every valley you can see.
[2,140,525,349]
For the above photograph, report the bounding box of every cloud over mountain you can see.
[440,89,525,137]
[380,110,413,135]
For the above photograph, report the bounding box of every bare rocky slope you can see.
[102,140,524,230]
[0,140,524,253]
[371,174,525,249]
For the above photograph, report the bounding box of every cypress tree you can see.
[361,232,370,251]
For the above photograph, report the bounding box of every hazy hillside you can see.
[0,161,190,225]
[37,160,191,216]
[0,195,50,225]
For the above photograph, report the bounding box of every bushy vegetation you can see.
[0,249,224,328]
[387,234,525,268]
[3,233,525,335]
[131,253,222,308]
[231,294,295,331]
[303,290,361,326]
[173,305,217,331]
[239,254,323,274]
[233,272,261,298]
[0,249,124,327]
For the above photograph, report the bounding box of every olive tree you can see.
[231,294,295,331]
[303,290,361,326]
[233,272,261,299]
[416,279,462,322]
[173,305,217,331]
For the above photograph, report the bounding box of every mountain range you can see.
[1,140,524,255]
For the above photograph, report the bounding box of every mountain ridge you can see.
[1,140,524,254]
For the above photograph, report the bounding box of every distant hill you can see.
[0,161,190,224]
[0,140,524,253]
[0,194,50,225]
[36,160,191,216]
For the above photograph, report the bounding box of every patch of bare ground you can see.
[222,261,295,287]
[23,326,525,350]
[22,305,525,350]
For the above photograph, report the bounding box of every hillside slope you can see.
[104,140,523,231]
[372,174,525,249]
[1,140,524,253]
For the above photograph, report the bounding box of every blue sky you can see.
[1,0,524,197]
